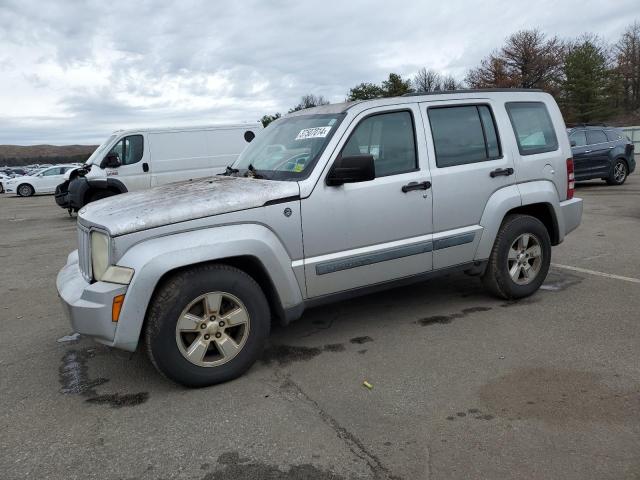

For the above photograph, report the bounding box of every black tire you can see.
[144,264,270,388]
[482,214,551,300]
[0,183,4,193]
[606,159,628,185]
[88,189,116,203]
[17,184,34,197]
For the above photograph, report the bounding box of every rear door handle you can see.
[142,162,149,172]
[402,181,431,193]
[489,168,514,178]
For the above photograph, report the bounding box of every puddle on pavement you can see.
[540,270,584,291]
[261,343,346,366]
[417,306,492,326]
[202,451,346,480]
[59,347,149,408]
[349,336,373,344]
[478,367,640,425]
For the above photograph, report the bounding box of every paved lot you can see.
[1,177,639,480]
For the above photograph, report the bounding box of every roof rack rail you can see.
[566,123,609,128]
[402,88,544,97]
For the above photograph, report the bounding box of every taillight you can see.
[566,158,575,200]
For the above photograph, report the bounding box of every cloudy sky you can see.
[0,0,636,145]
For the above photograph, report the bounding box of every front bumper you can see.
[56,250,127,347]
[559,197,583,236]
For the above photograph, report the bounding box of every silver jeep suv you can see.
[57,89,583,387]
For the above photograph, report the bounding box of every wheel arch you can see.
[17,182,35,195]
[111,224,304,351]
[505,203,560,245]
[475,181,565,260]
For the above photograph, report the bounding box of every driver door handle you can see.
[402,181,431,193]
[142,162,149,172]
[490,167,514,178]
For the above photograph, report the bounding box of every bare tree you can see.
[615,21,640,111]
[441,75,462,91]
[501,29,564,89]
[466,54,516,88]
[289,94,330,113]
[413,68,442,92]
[465,30,564,91]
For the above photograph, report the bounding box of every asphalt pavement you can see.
[1,176,639,479]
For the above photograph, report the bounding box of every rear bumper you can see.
[56,250,127,347]
[559,197,583,236]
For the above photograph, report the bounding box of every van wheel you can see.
[17,184,34,197]
[606,159,628,185]
[144,264,270,388]
[482,214,551,299]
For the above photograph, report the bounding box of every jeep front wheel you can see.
[482,214,551,299]
[145,264,270,387]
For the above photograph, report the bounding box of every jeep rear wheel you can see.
[144,264,270,387]
[482,214,551,299]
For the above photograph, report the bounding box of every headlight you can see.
[90,231,110,281]
[90,231,134,284]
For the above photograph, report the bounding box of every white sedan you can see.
[0,173,12,193]
[4,165,78,197]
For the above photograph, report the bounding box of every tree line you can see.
[261,21,640,127]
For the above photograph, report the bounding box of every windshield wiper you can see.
[220,165,239,176]
[245,164,268,179]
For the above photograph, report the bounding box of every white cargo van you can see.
[55,123,262,211]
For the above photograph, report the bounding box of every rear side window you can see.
[506,102,558,155]
[428,105,501,168]
[586,130,607,145]
[605,130,623,142]
[569,130,586,147]
[341,111,417,177]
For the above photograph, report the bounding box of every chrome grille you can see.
[77,224,92,282]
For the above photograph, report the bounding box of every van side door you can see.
[421,101,514,268]
[104,134,150,191]
[301,105,433,298]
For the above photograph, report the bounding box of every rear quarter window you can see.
[506,102,558,155]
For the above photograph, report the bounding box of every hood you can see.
[78,176,300,236]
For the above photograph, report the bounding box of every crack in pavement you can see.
[274,371,402,480]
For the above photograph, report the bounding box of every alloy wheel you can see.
[175,291,250,367]
[507,233,543,285]
[614,161,627,183]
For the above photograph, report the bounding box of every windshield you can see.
[231,113,345,180]
[85,134,118,165]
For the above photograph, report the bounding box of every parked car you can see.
[57,89,583,387]
[3,165,78,196]
[0,173,11,193]
[567,125,635,185]
[55,123,262,212]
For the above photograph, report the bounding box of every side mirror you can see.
[570,140,577,147]
[101,153,121,169]
[326,155,375,186]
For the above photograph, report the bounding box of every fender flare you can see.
[474,181,564,260]
[112,224,303,351]
[87,177,128,193]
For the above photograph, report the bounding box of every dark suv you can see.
[568,126,635,185]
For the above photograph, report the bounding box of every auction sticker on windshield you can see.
[295,126,332,140]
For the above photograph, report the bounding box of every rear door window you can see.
[427,104,502,167]
[586,130,608,145]
[569,130,587,147]
[506,102,558,155]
